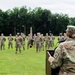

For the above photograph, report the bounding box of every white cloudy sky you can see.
[0,0,75,17]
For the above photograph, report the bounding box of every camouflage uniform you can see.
[35,33,41,52]
[49,25,75,75]
[47,36,53,49]
[21,33,26,50]
[15,34,22,53]
[51,34,55,47]
[45,33,49,49]
[8,34,13,49]
[0,33,6,50]
[40,34,45,51]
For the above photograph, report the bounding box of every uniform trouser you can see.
[41,43,44,50]
[45,42,48,49]
[27,40,31,49]
[22,43,25,50]
[45,43,51,49]
[36,43,41,52]
[33,41,36,48]
[1,43,5,50]
[51,41,54,47]
[16,44,21,53]
[47,41,52,49]
[8,42,13,49]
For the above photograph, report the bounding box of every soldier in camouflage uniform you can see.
[45,33,49,49]
[40,34,45,51]
[8,34,13,49]
[35,33,41,52]
[15,33,22,54]
[0,33,6,50]
[21,33,26,50]
[50,34,55,47]
[48,25,75,75]
[47,35,53,49]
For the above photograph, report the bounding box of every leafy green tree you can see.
[0,9,3,34]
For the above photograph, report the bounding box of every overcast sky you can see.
[0,0,75,17]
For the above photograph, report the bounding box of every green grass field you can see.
[0,37,58,75]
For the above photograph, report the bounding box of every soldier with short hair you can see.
[48,25,75,75]
[15,33,22,54]
[8,34,13,49]
[0,33,6,50]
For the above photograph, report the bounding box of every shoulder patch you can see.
[64,43,73,50]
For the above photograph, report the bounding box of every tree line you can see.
[0,6,75,36]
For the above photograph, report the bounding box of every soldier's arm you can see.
[49,44,63,69]
[4,37,6,41]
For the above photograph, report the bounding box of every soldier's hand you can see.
[48,56,54,63]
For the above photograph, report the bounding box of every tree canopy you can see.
[0,6,74,36]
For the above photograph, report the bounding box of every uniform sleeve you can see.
[50,44,63,69]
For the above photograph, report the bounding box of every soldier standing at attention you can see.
[35,33,41,52]
[45,33,49,49]
[47,35,53,49]
[21,33,26,50]
[48,25,75,75]
[50,33,55,47]
[8,34,13,49]
[40,34,45,51]
[15,33,22,54]
[0,33,6,50]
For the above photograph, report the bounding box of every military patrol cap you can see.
[66,25,75,34]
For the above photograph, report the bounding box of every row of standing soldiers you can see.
[32,33,55,52]
[0,32,66,53]
[0,33,26,54]
[31,33,66,52]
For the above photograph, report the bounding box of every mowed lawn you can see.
[0,36,58,75]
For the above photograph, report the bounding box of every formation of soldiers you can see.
[0,32,66,53]
[33,32,65,52]
[0,33,26,54]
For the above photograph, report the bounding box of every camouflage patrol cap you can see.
[66,25,75,34]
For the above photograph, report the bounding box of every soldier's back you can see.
[59,39,75,74]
